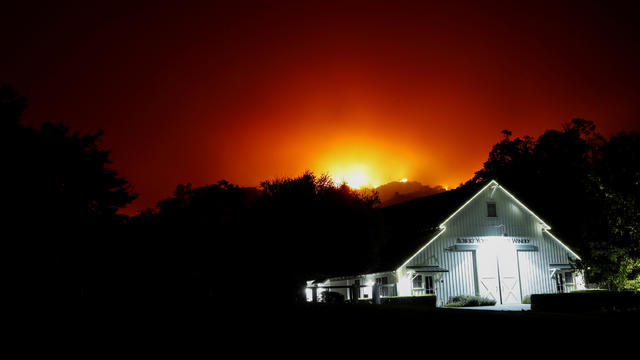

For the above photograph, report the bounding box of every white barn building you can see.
[307,180,585,306]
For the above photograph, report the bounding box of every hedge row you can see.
[380,295,437,307]
[446,295,496,307]
[531,291,640,313]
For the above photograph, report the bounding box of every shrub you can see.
[321,291,345,304]
[531,291,640,313]
[446,295,496,307]
[522,295,531,304]
[381,294,437,307]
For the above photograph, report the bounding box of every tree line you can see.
[465,120,639,290]
[2,84,638,301]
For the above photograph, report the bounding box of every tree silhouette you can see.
[2,84,137,295]
[129,171,383,303]
[0,84,28,128]
[587,132,640,289]
[501,129,512,141]
[256,171,382,301]
[469,119,640,290]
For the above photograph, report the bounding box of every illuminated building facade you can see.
[307,180,585,306]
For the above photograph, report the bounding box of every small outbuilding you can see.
[306,180,585,306]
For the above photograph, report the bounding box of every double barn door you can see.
[475,239,522,304]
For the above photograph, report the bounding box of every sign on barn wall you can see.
[456,237,532,245]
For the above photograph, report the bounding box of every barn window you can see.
[376,277,390,297]
[412,274,422,289]
[412,274,434,295]
[565,272,574,285]
[487,203,497,217]
[554,272,565,293]
[555,272,576,293]
[425,276,434,294]
[565,272,576,292]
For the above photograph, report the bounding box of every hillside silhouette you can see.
[375,180,446,207]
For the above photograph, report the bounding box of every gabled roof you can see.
[365,181,488,274]
[366,179,580,275]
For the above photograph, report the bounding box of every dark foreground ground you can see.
[49,300,639,355]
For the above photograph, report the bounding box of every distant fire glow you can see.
[4,2,636,216]
[314,138,423,192]
[329,164,374,189]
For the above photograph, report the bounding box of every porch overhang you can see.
[406,265,449,273]
[549,264,574,270]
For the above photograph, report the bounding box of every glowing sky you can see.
[2,1,639,214]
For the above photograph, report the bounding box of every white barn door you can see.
[475,238,523,304]
[476,246,500,302]
[497,249,522,304]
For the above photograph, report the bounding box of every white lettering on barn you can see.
[456,237,532,245]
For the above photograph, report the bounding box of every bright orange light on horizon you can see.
[311,135,419,191]
[7,1,639,218]
[327,164,371,189]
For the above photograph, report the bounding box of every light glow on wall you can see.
[484,236,516,259]
[395,269,411,296]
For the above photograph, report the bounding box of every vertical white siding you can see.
[399,183,579,305]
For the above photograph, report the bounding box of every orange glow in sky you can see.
[3,2,639,215]
[313,137,414,189]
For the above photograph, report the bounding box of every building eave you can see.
[395,179,581,272]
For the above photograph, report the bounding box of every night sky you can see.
[3,1,639,214]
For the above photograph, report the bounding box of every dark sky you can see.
[2,1,639,214]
